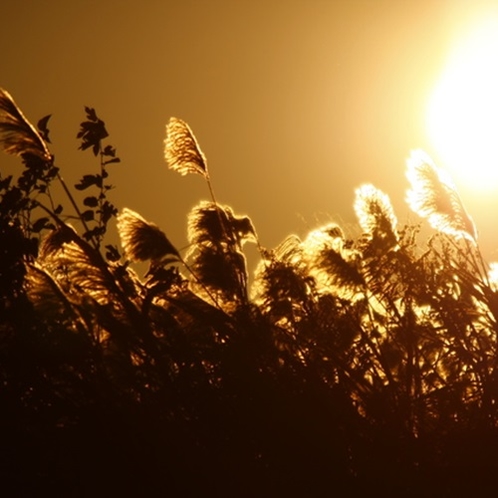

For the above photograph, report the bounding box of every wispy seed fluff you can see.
[117,208,180,263]
[354,183,398,248]
[164,117,207,178]
[406,149,476,242]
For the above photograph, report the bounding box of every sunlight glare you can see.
[427,18,498,191]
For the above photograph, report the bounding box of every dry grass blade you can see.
[406,150,476,242]
[117,208,180,262]
[164,117,207,177]
[0,88,51,161]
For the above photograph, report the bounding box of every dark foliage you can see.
[1,89,498,496]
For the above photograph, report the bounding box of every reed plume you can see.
[354,184,398,249]
[164,117,207,178]
[406,150,476,242]
[0,88,51,161]
[116,208,180,263]
[489,262,498,292]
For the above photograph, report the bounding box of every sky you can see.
[2,0,498,266]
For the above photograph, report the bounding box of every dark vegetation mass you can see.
[1,88,498,496]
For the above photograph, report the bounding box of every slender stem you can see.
[205,172,228,238]
[56,171,97,249]
[179,255,224,311]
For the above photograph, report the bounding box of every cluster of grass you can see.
[1,88,498,496]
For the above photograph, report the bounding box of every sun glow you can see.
[427,18,498,191]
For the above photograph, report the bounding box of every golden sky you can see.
[2,0,497,262]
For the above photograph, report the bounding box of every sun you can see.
[427,18,498,192]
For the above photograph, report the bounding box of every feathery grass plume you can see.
[252,234,315,318]
[488,262,498,292]
[36,224,128,307]
[406,150,476,242]
[303,224,344,272]
[164,117,207,178]
[0,88,51,161]
[163,118,262,260]
[53,240,119,306]
[304,224,364,300]
[117,208,180,263]
[251,234,309,300]
[186,201,256,305]
[304,224,345,252]
[354,184,398,249]
[116,207,225,310]
[252,234,305,300]
[187,200,256,248]
[25,263,83,323]
[38,223,80,261]
[188,245,248,303]
[274,234,306,265]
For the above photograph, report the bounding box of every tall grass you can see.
[1,89,498,495]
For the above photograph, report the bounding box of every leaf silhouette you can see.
[74,174,102,190]
[82,210,95,221]
[37,114,52,143]
[31,217,51,233]
[77,107,109,156]
[83,196,99,207]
